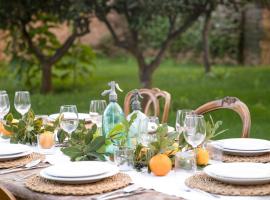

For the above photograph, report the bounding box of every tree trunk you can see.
[202,10,212,73]
[238,10,245,65]
[41,63,53,93]
[139,66,153,88]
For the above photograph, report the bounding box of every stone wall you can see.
[243,4,270,65]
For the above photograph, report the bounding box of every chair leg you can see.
[0,185,16,200]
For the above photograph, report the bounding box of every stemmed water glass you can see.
[183,114,206,171]
[59,105,79,137]
[176,109,193,151]
[0,92,10,139]
[14,91,31,117]
[89,100,107,131]
[175,109,194,134]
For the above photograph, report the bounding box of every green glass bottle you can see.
[101,81,125,153]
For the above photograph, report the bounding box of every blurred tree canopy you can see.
[0,0,93,93]
[0,0,251,92]
[93,0,248,88]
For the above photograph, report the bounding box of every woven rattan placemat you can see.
[222,153,270,163]
[185,173,270,196]
[0,153,45,169]
[25,173,132,195]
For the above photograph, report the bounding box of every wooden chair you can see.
[0,186,16,200]
[194,96,251,138]
[124,88,171,123]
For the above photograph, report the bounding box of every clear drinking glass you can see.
[114,147,134,171]
[0,93,10,139]
[37,132,56,154]
[175,150,197,173]
[14,91,31,117]
[175,109,193,134]
[0,93,10,121]
[183,114,206,170]
[89,100,107,129]
[59,105,79,136]
[183,114,206,149]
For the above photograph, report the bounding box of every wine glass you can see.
[0,93,10,139]
[14,91,31,117]
[89,100,107,130]
[175,109,194,134]
[183,114,206,172]
[59,105,79,137]
[183,114,206,149]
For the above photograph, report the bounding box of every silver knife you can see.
[96,190,146,200]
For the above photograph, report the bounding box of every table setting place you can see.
[0,84,270,200]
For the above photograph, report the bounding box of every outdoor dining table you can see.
[0,146,270,200]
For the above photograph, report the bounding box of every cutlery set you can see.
[0,159,49,175]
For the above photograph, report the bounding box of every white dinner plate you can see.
[40,164,119,184]
[48,113,90,121]
[0,143,31,156]
[45,161,111,178]
[219,138,270,151]
[212,138,270,156]
[204,162,270,185]
[0,150,33,161]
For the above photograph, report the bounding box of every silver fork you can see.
[93,185,146,200]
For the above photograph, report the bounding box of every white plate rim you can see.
[211,141,270,155]
[204,170,270,185]
[40,165,119,184]
[44,161,112,178]
[215,138,270,151]
[204,163,270,180]
[0,150,33,161]
[0,144,32,156]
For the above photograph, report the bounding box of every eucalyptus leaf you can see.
[61,146,83,161]
[85,124,97,144]
[86,136,105,152]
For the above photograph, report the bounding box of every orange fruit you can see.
[0,122,12,136]
[39,131,55,149]
[149,154,172,176]
[196,147,209,166]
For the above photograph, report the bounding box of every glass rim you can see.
[90,99,106,103]
[60,105,77,108]
[185,114,204,118]
[177,109,193,113]
[15,91,30,94]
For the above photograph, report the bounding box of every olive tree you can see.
[93,0,249,86]
[0,0,93,93]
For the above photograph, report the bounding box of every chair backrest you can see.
[0,186,16,200]
[194,96,251,138]
[124,88,171,123]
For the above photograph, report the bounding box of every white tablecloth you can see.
[42,148,270,200]
[0,140,268,200]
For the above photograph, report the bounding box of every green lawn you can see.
[1,57,270,140]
